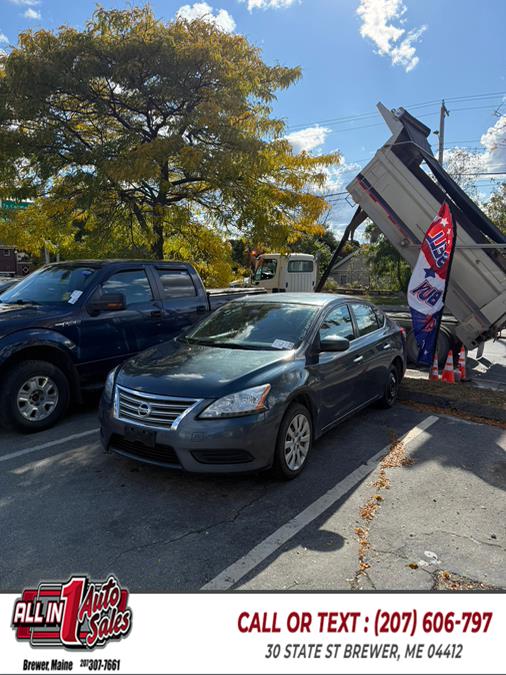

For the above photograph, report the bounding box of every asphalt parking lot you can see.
[1,395,504,592]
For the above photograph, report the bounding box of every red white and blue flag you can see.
[407,202,456,365]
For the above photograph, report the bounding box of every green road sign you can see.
[0,200,30,210]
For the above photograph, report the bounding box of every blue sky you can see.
[1,0,505,233]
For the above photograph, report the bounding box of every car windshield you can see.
[0,266,98,306]
[185,301,318,350]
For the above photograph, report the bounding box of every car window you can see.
[374,306,386,327]
[186,301,318,350]
[156,269,196,298]
[320,305,355,341]
[101,270,153,306]
[350,303,380,337]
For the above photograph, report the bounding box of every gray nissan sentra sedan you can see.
[99,293,406,479]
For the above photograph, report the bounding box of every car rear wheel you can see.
[0,360,70,432]
[272,403,313,479]
[378,364,400,409]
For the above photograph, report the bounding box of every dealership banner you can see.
[407,201,456,366]
[1,583,505,674]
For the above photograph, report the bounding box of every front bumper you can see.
[99,395,283,474]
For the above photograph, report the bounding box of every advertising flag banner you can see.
[407,202,456,365]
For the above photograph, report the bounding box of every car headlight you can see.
[104,366,120,400]
[199,384,271,419]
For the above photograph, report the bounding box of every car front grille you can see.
[115,386,199,429]
[110,435,180,467]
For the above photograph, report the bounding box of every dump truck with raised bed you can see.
[318,103,506,363]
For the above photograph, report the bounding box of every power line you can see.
[285,91,506,132]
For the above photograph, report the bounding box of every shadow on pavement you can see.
[405,417,505,491]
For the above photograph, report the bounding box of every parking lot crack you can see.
[417,530,505,552]
[107,492,266,567]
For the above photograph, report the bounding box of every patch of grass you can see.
[402,377,506,410]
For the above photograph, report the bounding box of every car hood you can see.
[0,303,73,336]
[117,339,294,399]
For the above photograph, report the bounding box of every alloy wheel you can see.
[284,413,311,471]
[16,376,59,422]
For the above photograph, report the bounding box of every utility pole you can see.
[438,99,450,164]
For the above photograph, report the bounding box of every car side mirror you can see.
[87,292,126,315]
[319,335,350,352]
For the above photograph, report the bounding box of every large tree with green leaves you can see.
[485,182,506,235]
[0,6,337,259]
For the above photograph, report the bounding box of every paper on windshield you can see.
[67,290,83,305]
[272,339,294,350]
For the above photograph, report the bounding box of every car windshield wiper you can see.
[185,336,285,350]
[185,337,220,347]
[4,299,40,306]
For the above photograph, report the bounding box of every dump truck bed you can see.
[346,103,506,350]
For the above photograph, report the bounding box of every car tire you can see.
[272,403,313,480]
[378,364,400,409]
[0,360,70,432]
[406,328,451,367]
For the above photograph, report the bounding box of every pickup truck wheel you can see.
[0,360,70,432]
[272,403,313,480]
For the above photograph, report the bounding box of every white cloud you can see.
[357,0,426,73]
[480,114,506,173]
[0,32,9,44]
[24,8,41,19]
[285,126,330,153]
[240,0,298,10]
[176,3,236,33]
[8,0,40,5]
[323,161,360,193]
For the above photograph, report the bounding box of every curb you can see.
[398,384,506,424]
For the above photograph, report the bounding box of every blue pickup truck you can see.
[0,260,265,432]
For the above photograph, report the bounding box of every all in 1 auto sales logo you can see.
[12,575,132,649]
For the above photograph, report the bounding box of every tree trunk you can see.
[396,256,402,291]
[152,211,164,259]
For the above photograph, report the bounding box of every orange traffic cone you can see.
[458,346,468,381]
[429,352,439,381]
[441,350,455,384]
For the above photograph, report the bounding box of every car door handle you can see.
[150,310,162,318]
[353,355,364,363]
[383,343,391,350]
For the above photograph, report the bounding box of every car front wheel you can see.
[273,403,313,479]
[0,360,70,432]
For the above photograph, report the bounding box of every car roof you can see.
[237,292,360,306]
[43,260,191,268]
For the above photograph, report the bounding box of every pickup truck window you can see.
[156,270,196,298]
[1,265,97,305]
[350,303,380,337]
[100,270,153,306]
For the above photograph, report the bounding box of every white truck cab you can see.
[253,253,316,292]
